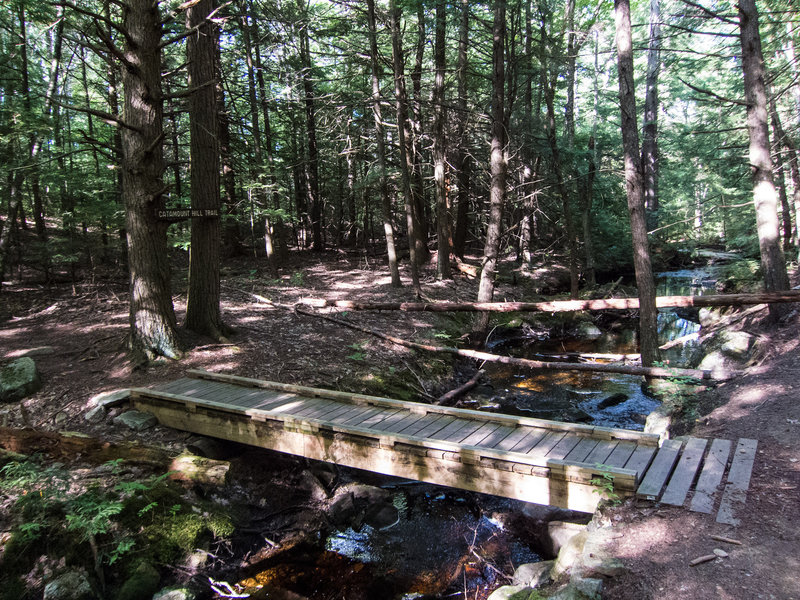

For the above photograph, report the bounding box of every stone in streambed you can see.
[597,393,628,410]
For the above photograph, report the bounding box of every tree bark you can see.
[473,0,507,339]
[738,0,790,320]
[433,0,451,279]
[641,0,661,230]
[297,0,323,251]
[390,0,421,294]
[185,0,227,340]
[122,0,181,361]
[452,0,471,259]
[366,0,401,287]
[614,0,660,367]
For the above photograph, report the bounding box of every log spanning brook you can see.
[298,290,800,314]
[131,370,756,520]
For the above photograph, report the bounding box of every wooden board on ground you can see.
[660,437,708,506]
[636,439,683,500]
[716,438,758,525]
[689,438,732,514]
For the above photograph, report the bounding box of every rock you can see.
[328,483,397,531]
[43,571,96,600]
[185,436,236,460]
[84,405,107,423]
[696,350,739,378]
[579,554,627,579]
[698,307,723,328]
[573,322,603,340]
[717,331,756,360]
[713,548,729,558]
[0,357,42,402]
[544,521,588,558]
[486,585,538,600]
[88,389,131,408]
[512,561,554,587]
[113,410,158,431]
[329,491,357,526]
[597,394,628,410]
[520,504,579,523]
[552,530,589,578]
[117,562,160,600]
[153,588,196,600]
[363,502,399,530]
[549,577,604,600]
[644,405,672,441]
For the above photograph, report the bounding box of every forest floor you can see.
[1,249,798,599]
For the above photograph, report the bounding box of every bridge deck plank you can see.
[689,438,732,514]
[636,439,683,500]
[661,437,708,506]
[716,438,757,525]
[461,422,501,447]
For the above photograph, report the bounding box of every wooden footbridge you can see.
[130,370,756,518]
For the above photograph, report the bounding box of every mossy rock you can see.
[116,562,160,600]
[0,357,42,402]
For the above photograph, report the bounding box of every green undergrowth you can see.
[0,456,234,598]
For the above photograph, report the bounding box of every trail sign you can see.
[157,208,220,220]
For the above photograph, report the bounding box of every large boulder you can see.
[43,571,95,600]
[0,357,42,402]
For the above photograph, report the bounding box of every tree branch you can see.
[678,0,739,25]
[678,77,747,106]
[49,97,140,132]
[158,2,230,49]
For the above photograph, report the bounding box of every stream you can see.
[475,267,721,431]
[222,267,722,600]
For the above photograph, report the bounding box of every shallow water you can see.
[481,269,717,430]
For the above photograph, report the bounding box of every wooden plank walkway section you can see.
[129,370,757,521]
[130,370,660,512]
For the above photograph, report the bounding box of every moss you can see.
[142,513,205,563]
[116,561,161,600]
[207,512,235,539]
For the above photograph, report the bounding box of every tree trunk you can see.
[409,1,429,263]
[105,0,127,270]
[367,0,401,287]
[122,0,181,361]
[433,0,450,279]
[452,0,471,259]
[544,82,579,299]
[738,0,790,320]
[185,0,227,340]
[297,0,323,251]
[217,41,240,256]
[473,0,507,339]
[581,136,597,287]
[390,0,421,294]
[641,0,661,230]
[614,0,660,367]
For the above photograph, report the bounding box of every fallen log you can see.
[294,307,727,381]
[436,370,484,406]
[297,290,800,313]
[0,427,229,485]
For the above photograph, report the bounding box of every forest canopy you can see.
[0,0,797,358]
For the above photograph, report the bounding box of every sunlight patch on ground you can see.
[723,384,786,418]
[611,517,674,560]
